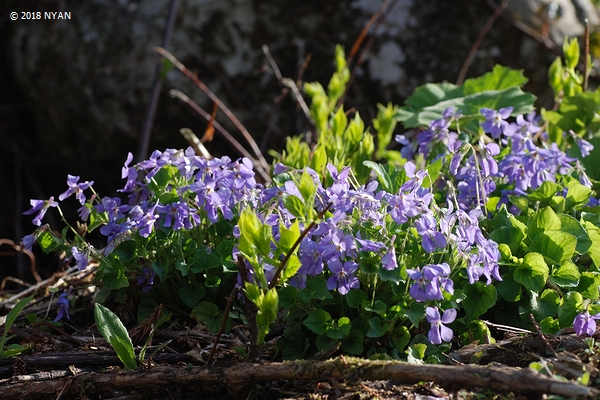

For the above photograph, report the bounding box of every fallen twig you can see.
[262,45,312,130]
[0,357,596,399]
[0,265,79,309]
[450,333,588,366]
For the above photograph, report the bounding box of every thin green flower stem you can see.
[268,203,332,290]
[55,205,105,262]
[399,220,411,257]
[370,273,378,309]
[466,144,485,213]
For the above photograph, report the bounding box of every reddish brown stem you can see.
[155,47,271,179]
[206,286,238,366]
[456,0,510,85]
[268,204,332,289]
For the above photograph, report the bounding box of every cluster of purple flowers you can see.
[21,99,600,346]
[102,148,259,249]
[23,147,261,294]
[397,107,595,214]
[25,148,499,342]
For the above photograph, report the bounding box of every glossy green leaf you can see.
[466,320,494,344]
[178,285,206,308]
[94,303,136,370]
[463,282,497,322]
[303,309,332,335]
[297,169,317,204]
[192,249,221,273]
[566,181,592,209]
[530,289,560,321]
[513,252,549,292]
[396,86,535,128]
[391,326,411,352]
[558,291,583,327]
[406,343,427,363]
[540,316,560,334]
[577,272,600,299]
[527,206,562,239]
[582,221,600,268]
[527,181,561,203]
[404,302,425,327]
[278,221,300,254]
[559,215,592,254]
[283,195,306,220]
[463,65,528,94]
[528,230,577,266]
[366,316,390,338]
[496,273,522,302]
[364,300,387,316]
[342,331,365,355]
[281,254,302,282]
[0,295,34,358]
[299,277,333,302]
[278,286,298,309]
[191,301,219,322]
[345,289,368,308]
[563,37,580,69]
[37,231,61,253]
[550,260,580,288]
[326,317,351,339]
[315,333,339,351]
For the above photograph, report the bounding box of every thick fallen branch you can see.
[0,357,597,399]
[0,350,199,379]
[450,333,588,366]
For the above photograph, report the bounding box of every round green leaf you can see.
[529,230,577,266]
[513,252,549,292]
[303,309,332,335]
[463,282,497,322]
[550,260,580,288]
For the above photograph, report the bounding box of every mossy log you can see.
[0,356,597,399]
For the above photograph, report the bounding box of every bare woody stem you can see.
[155,47,271,180]
[268,203,332,289]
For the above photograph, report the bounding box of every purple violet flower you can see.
[426,306,456,344]
[406,263,453,302]
[415,213,447,253]
[23,197,59,226]
[157,201,190,231]
[136,267,156,293]
[573,311,600,336]
[58,175,94,205]
[381,244,398,271]
[401,161,428,193]
[21,233,36,252]
[480,107,513,139]
[120,152,139,193]
[569,130,595,158]
[71,247,90,271]
[55,287,72,322]
[326,260,360,295]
